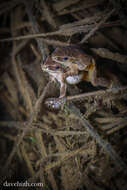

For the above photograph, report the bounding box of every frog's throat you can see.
[66,73,83,85]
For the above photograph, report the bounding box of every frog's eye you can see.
[55,66,60,70]
[63,57,68,61]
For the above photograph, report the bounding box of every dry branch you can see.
[66,86,127,102]
[24,1,47,62]
[1,0,127,188]
[35,132,58,190]
[0,0,22,16]
[80,9,115,43]
[92,48,127,64]
[0,10,116,43]
[0,121,87,137]
[2,81,52,174]
[40,0,57,29]
[67,103,127,172]
[53,0,104,16]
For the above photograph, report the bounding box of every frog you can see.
[42,46,122,100]
[41,56,84,98]
[51,46,112,88]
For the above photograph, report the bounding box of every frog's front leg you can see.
[59,81,67,98]
[57,74,67,98]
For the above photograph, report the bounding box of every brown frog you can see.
[51,46,111,88]
[42,46,120,100]
[41,55,86,98]
[42,56,82,98]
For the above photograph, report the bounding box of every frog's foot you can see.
[45,97,67,110]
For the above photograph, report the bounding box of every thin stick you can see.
[80,9,115,43]
[92,48,127,64]
[0,0,22,16]
[67,103,127,172]
[66,86,127,102]
[2,81,52,174]
[24,1,47,62]
[0,121,87,136]
[40,0,57,28]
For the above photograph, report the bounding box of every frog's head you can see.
[41,56,64,74]
[52,46,78,64]
[51,46,93,70]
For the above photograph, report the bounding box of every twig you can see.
[66,103,127,172]
[24,1,47,62]
[0,11,112,42]
[0,28,86,42]
[0,21,121,42]
[0,33,70,47]
[37,140,94,164]
[66,86,127,102]
[2,81,52,174]
[17,56,37,106]
[20,144,35,176]
[100,118,127,134]
[45,142,93,171]
[13,39,30,56]
[12,54,34,113]
[35,132,58,190]
[45,86,127,111]
[28,141,94,182]
[53,0,80,12]
[80,9,115,43]
[96,32,120,50]
[92,48,127,64]
[0,121,87,136]
[106,120,127,135]
[53,0,103,16]
[0,0,22,16]
[40,0,57,28]
[60,12,103,29]
[110,0,127,28]
[14,22,32,30]
[30,44,41,60]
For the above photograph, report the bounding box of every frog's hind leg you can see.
[89,63,111,87]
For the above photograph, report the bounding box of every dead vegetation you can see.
[0,0,127,190]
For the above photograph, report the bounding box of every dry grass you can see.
[0,0,127,189]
